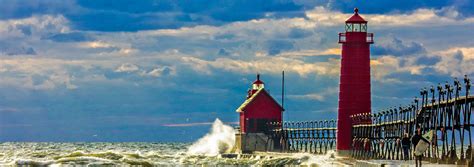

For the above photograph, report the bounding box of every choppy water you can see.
[0,119,341,166]
[0,142,341,166]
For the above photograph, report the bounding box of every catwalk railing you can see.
[351,75,473,164]
[267,120,337,154]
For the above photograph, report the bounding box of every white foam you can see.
[298,150,345,166]
[186,119,236,155]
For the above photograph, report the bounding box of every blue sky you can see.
[0,0,473,142]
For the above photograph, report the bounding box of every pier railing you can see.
[267,120,337,154]
[351,75,473,164]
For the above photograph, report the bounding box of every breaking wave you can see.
[186,118,236,155]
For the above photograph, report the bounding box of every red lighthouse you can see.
[233,74,284,153]
[236,74,284,133]
[337,8,373,152]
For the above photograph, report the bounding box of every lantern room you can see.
[339,8,373,44]
[345,8,367,32]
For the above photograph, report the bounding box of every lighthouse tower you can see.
[337,8,374,153]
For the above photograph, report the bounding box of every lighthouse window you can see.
[345,23,353,32]
[252,84,264,90]
[353,23,361,32]
[361,23,367,32]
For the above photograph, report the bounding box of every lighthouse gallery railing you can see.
[338,33,373,43]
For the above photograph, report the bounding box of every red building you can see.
[236,74,284,133]
[337,8,373,152]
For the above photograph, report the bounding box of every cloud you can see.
[415,56,441,66]
[80,41,114,49]
[0,43,36,56]
[0,71,77,90]
[366,9,474,26]
[0,15,70,37]
[433,47,474,76]
[438,47,474,60]
[0,0,79,20]
[371,56,426,80]
[0,57,96,90]
[146,66,175,77]
[1,1,474,32]
[217,48,231,56]
[69,0,304,31]
[369,46,474,80]
[115,63,139,73]
[0,15,71,56]
[372,37,426,56]
[43,32,94,42]
[305,7,474,27]
[287,87,338,101]
[267,39,294,55]
[0,107,21,112]
[181,56,340,77]
[15,24,33,36]
[287,28,313,39]
[114,63,176,79]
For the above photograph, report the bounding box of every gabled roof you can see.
[236,88,284,112]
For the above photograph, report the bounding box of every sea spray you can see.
[186,119,236,155]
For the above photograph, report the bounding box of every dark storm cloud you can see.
[372,37,426,56]
[267,39,294,55]
[1,0,473,32]
[68,0,304,31]
[415,56,441,66]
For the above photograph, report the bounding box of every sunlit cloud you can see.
[433,47,474,77]
[79,41,114,48]
[181,56,341,77]
[287,87,338,101]
[115,63,139,73]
